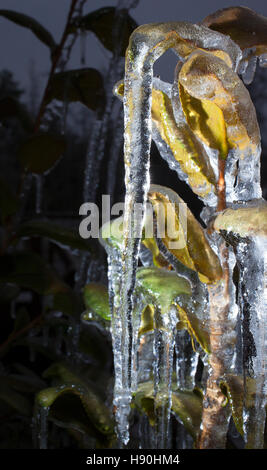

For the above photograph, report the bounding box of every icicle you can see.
[233,144,262,202]
[83,120,102,203]
[242,56,257,85]
[235,238,267,448]
[33,405,49,449]
[153,305,177,449]
[259,53,267,68]
[106,109,123,205]
[175,329,198,391]
[137,332,154,384]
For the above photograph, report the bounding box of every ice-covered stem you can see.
[198,241,237,448]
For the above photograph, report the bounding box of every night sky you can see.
[1,0,267,99]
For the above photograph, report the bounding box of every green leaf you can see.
[133,381,203,438]
[0,10,56,51]
[40,363,115,436]
[18,134,66,174]
[214,199,267,238]
[0,251,66,295]
[46,68,106,112]
[0,177,18,224]
[78,7,137,56]
[83,283,110,321]
[16,220,96,253]
[136,267,191,315]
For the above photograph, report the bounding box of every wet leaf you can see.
[133,381,203,438]
[0,10,56,51]
[78,7,137,56]
[83,283,110,321]
[0,178,18,224]
[171,387,203,439]
[214,200,267,238]
[46,68,105,112]
[16,220,96,253]
[136,267,191,315]
[18,134,66,174]
[0,251,66,295]
[202,7,267,56]
[40,363,114,436]
[148,184,222,283]
[138,305,155,336]
[179,51,260,160]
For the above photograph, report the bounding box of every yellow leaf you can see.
[179,50,260,159]
[147,184,222,283]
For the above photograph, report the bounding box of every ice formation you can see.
[105,9,267,448]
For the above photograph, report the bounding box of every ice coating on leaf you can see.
[114,78,217,204]
[179,50,261,202]
[214,200,267,238]
[135,266,191,315]
[148,184,222,283]
[202,7,267,60]
[151,85,216,201]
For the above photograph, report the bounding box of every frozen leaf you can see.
[133,381,203,438]
[83,283,110,321]
[41,363,114,436]
[214,200,267,238]
[114,81,216,200]
[202,7,267,57]
[171,388,203,439]
[148,185,222,283]
[78,7,137,56]
[0,10,56,51]
[179,51,260,160]
[18,134,66,174]
[136,267,191,315]
[46,68,106,112]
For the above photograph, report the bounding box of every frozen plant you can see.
[101,6,267,449]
